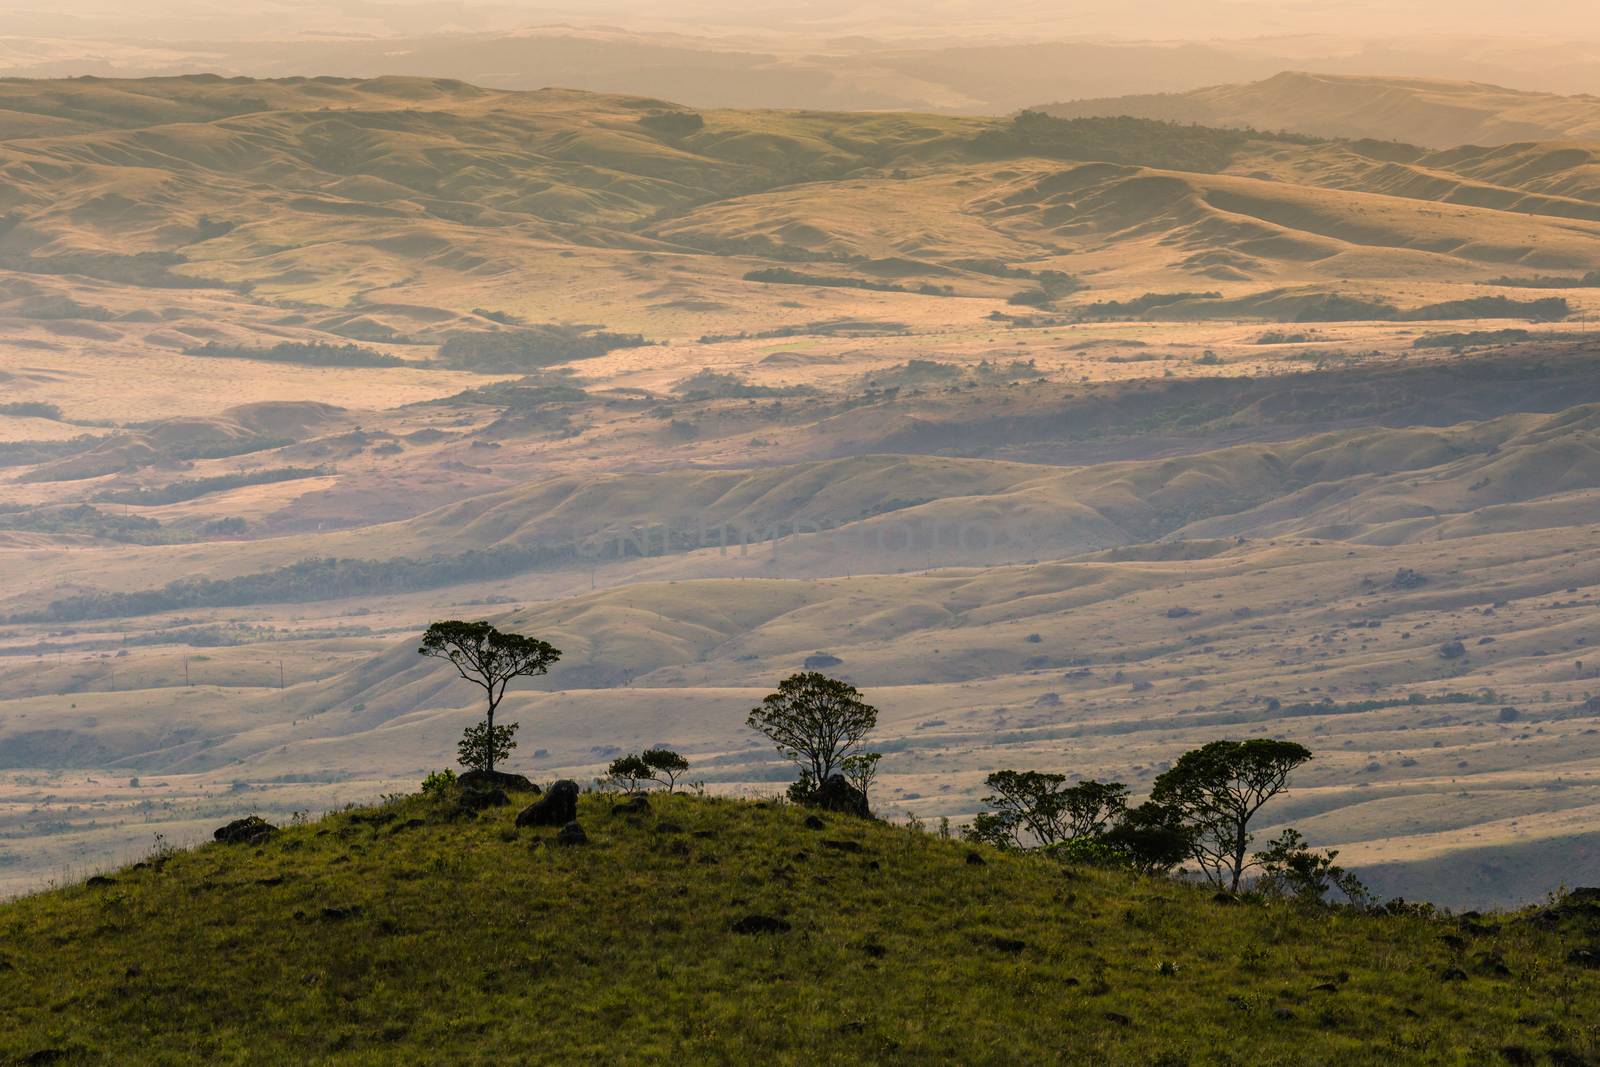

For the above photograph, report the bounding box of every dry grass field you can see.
[3,75,1600,905]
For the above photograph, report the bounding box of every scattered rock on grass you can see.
[731,914,791,935]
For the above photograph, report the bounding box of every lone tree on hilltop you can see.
[1150,738,1312,892]
[747,672,877,801]
[419,620,560,775]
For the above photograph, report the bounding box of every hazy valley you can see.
[2,72,1600,912]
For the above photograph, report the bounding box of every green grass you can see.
[2,791,1598,1064]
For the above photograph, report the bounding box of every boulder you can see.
[456,787,509,812]
[457,770,537,794]
[812,774,870,818]
[518,780,579,828]
[556,821,588,846]
[731,914,791,935]
[610,794,651,816]
[213,816,277,845]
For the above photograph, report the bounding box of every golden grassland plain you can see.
[4,75,1600,906]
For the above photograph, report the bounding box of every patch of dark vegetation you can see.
[1487,270,1600,289]
[1077,292,1222,319]
[94,467,330,506]
[0,504,245,545]
[0,402,62,420]
[638,109,705,138]
[870,349,1600,460]
[971,113,1324,172]
[437,325,648,372]
[6,541,583,622]
[1402,296,1569,322]
[1413,329,1535,350]
[0,246,233,289]
[1092,290,1570,324]
[671,370,815,401]
[8,295,115,321]
[184,341,407,368]
[951,259,1085,296]
[702,319,909,343]
[0,436,106,469]
[433,372,590,409]
[743,267,953,296]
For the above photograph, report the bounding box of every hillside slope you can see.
[3,791,1598,1065]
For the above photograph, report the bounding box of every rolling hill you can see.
[2,789,1599,1064]
[5,75,1600,906]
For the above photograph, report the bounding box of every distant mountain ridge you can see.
[1035,71,1600,148]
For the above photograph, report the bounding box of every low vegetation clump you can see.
[670,369,815,400]
[434,372,591,409]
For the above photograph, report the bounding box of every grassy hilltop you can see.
[2,788,1599,1065]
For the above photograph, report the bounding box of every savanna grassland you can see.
[2,73,1600,908]
[3,790,1600,1066]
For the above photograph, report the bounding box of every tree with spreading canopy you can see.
[1150,739,1312,892]
[641,748,690,792]
[747,672,877,800]
[606,749,691,792]
[965,771,1129,850]
[419,620,561,775]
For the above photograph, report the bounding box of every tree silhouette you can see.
[419,620,560,775]
[1151,739,1312,892]
[747,672,877,792]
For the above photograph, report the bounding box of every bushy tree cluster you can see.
[606,749,691,792]
[966,738,1365,904]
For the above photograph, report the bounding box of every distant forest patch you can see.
[970,113,1324,173]
[185,341,408,368]
[743,268,953,297]
[437,326,648,373]
[95,467,330,506]
[1078,290,1570,324]
[1413,329,1535,349]
[1487,271,1600,289]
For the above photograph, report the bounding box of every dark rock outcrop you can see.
[457,770,537,794]
[556,821,588,846]
[517,779,579,828]
[213,816,277,845]
[457,787,510,812]
[812,774,870,818]
[610,794,650,816]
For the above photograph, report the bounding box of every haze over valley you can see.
[3,10,1600,914]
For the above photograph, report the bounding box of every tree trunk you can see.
[485,701,496,775]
